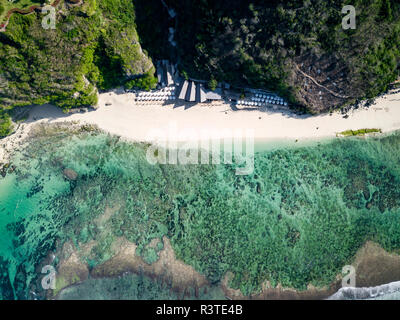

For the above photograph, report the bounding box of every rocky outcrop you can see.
[63,168,78,181]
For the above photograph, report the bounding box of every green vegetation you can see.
[0,107,12,137]
[338,128,382,136]
[0,0,155,116]
[137,0,399,111]
[0,0,44,25]
[0,2,4,18]
[125,69,158,91]
[208,78,218,91]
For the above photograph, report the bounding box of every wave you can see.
[328,281,400,300]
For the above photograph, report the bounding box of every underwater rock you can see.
[63,168,78,181]
[363,189,370,201]
[0,163,10,177]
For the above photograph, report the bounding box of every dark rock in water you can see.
[63,168,78,181]
[0,163,10,178]
[363,189,370,201]
[256,182,262,194]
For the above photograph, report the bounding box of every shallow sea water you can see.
[1,125,400,299]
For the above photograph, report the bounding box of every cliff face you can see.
[289,0,400,113]
[0,0,155,111]
[0,0,399,115]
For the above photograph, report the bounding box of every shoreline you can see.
[1,88,400,163]
[2,91,400,300]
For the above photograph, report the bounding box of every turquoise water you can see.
[1,124,400,299]
[0,156,69,299]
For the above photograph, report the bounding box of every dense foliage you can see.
[0,0,156,111]
[0,0,399,119]
[0,107,12,137]
[143,0,400,112]
[125,68,158,91]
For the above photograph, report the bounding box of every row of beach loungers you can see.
[237,93,288,107]
[135,86,176,102]
[134,84,288,107]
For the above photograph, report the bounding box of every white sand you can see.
[1,89,400,162]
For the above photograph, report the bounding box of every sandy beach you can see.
[1,89,400,163]
[2,89,400,300]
